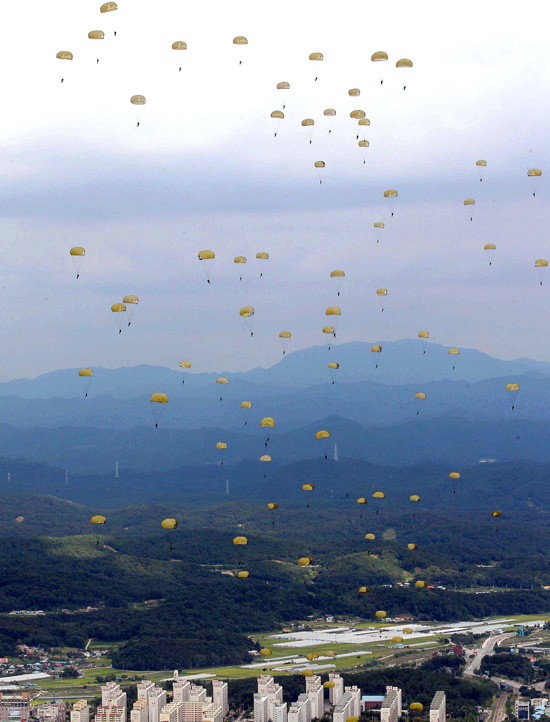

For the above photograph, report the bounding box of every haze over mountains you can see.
[1,339,549,473]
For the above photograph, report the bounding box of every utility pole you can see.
[115,461,119,478]
[226,479,229,495]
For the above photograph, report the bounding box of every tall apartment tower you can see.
[101,683,127,721]
[272,705,287,722]
[430,692,446,722]
[131,700,148,722]
[254,696,269,722]
[71,701,90,722]
[328,673,344,706]
[173,680,191,704]
[148,688,167,722]
[212,681,229,717]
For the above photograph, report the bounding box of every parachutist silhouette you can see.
[423,350,426,354]
[533,192,536,198]
[219,396,222,402]
[328,129,331,134]
[470,217,473,222]
[239,60,242,65]
[356,135,359,140]
[85,393,88,398]
[169,545,173,552]
[260,272,263,277]
[97,58,99,64]
[119,329,122,334]
[363,160,366,165]
[274,133,277,138]
[319,180,322,185]
[61,78,64,83]
[309,140,312,145]
[452,365,455,371]
[264,474,267,479]
[182,379,185,384]
[244,421,247,426]
[375,364,378,369]
[337,291,340,297]
[416,411,419,416]
[114,31,116,36]
[324,454,328,460]
[207,279,210,284]
[380,79,383,85]
[315,76,318,81]
[403,85,407,91]
[76,273,79,279]
[155,423,158,429]
[137,122,140,127]
[283,350,286,356]
[128,321,131,327]
[540,281,543,286]
[391,212,394,217]
[512,405,515,411]
[96,540,100,547]
[179,67,181,72]
[250,332,253,337]
[306,504,309,509]
[328,346,331,351]
[332,381,335,385]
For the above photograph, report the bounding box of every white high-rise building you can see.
[101,684,127,721]
[328,674,344,706]
[189,687,207,704]
[173,681,191,704]
[138,682,156,703]
[333,694,354,722]
[287,707,300,722]
[180,703,205,722]
[254,696,269,722]
[265,685,283,721]
[305,678,323,720]
[95,703,125,722]
[258,677,275,695]
[71,701,89,722]
[344,687,361,717]
[201,705,222,722]
[296,695,311,722]
[380,687,402,722]
[212,681,228,717]
[131,700,148,722]
[160,702,183,722]
[273,704,287,722]
[148,688,168,722]
[430,692,446,722]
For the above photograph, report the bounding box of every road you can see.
[463,633,515,677]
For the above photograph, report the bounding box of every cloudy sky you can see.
[1,0,549,380]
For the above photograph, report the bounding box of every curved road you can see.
[463,633,515,677]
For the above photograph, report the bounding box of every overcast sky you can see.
[1,0,549,380]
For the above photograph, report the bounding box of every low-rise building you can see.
[515,700,530,721]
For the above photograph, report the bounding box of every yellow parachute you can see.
[233,36,248,45]
[410,704,423,712]
[506,383,520,392]
[373,491,385,499]
[216,442,227,450]
[216,377,228,384]
[330,269,345,278]
[306,653,319,661]
[302,670,314,678]
[302,483,315,491]
[260,455,272,462]
[298,557,313,566]
[315,430,330,439]
[357,497,368,504]
[407,543,417,550]
[180,361,192,369]
[88,30,105,39]
[240,401,252,409]
[161,518,178,529]
[414,392,426,400]
[150,393,168,404]
[375,610,387,618]
[448,348,460,355]
[396,58,413,68]
[359,586,369,594]
[449,472,460,479]
[383,190,398,198]
[392,636,404,643]
[100,2,118,11]
[328,362,339,370]
[239,306,254,318]
[324,681,335,688]
[348,88,360,97]
[91,515,106,524]
[365,533,376,540]
[309,52,323,60]
[256,251,269,260]
[415,580,427,588]
[198,250,215,260]
[277,81,290,90]
[484,243,496,250]
[57,51,73,60]
[410,494,420,502]
[79,369,93,378]
[371,51,388,61]
[371,345,382,353]
[261,417,275,428]
[492,511,502,518]
[111,303,126,333]
[260,649,272,656]
[350,110,366,120]
[233,536,248,545]
[267,502,278,510]
[325,306,341,316]
[528,168,542,176]
[418,331,429,339]
[237,571,249,578]
[172,41,187,50]
[535,259,548,267]
[463,198,475,206]
[403,627,413,634]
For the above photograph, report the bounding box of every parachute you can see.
[91,515,106,524]
[150,393,169,427]
[396,58,413,90]
[267,502,278,510]
[78,369,94,398]
[57,51,73,60]
[260,417,275,428]
[350,110,366,120]
[161,518,178,529]
[302,670,314,677]
[234,256,247,280]
[88,30,105,39]
[449,472,460,479]
[403,627,413,634]
[410,494,420,502]
[270,111,285,137]
[233,536,248,545]
[415,580,427,588]
[298,557,312,566]
[371,51,388,84]
[172,41,187,50]
[410,704,424,712]
[69,246,85,278]
[464,198,475,221]
[198,250,215,283]
[448,348,460,371]
[130,95,146,105]
[315,430,330,439]
[357,497,367,504]
[256,251,269,277]
[309,52,323,81]
[392,636,404,643]
[375,610,387,618]
[302,118,315,145]
[359,586,369,594]
[122,295,139,326]
[365,533,376,540]
[323,108,336,134]
[506,383,520,410]
[302,484,315,491]
[484,243,496,266]
[476,159,487,182]
[111,303,126,334]
[414,392,426,400]
[407,543,417,550]
[371,345,382,353]
[239,306,254,337]
[348,88,360,97]
[535,259,548,285]
[277,81,290,89]
[492,511,502,518]
[100,2,118,11]
[376,288,388,312]
[216,376,228,401]
[279,330,292,355]
[237,571,249,578]
[260,649,272,656]
[314,160,325,184]
[331,269,345,296]
[216,442,227,449]
[372,491,385,499]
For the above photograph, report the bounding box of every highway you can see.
[463,633,515,677]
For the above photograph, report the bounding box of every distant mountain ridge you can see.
[1,339,549,400]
